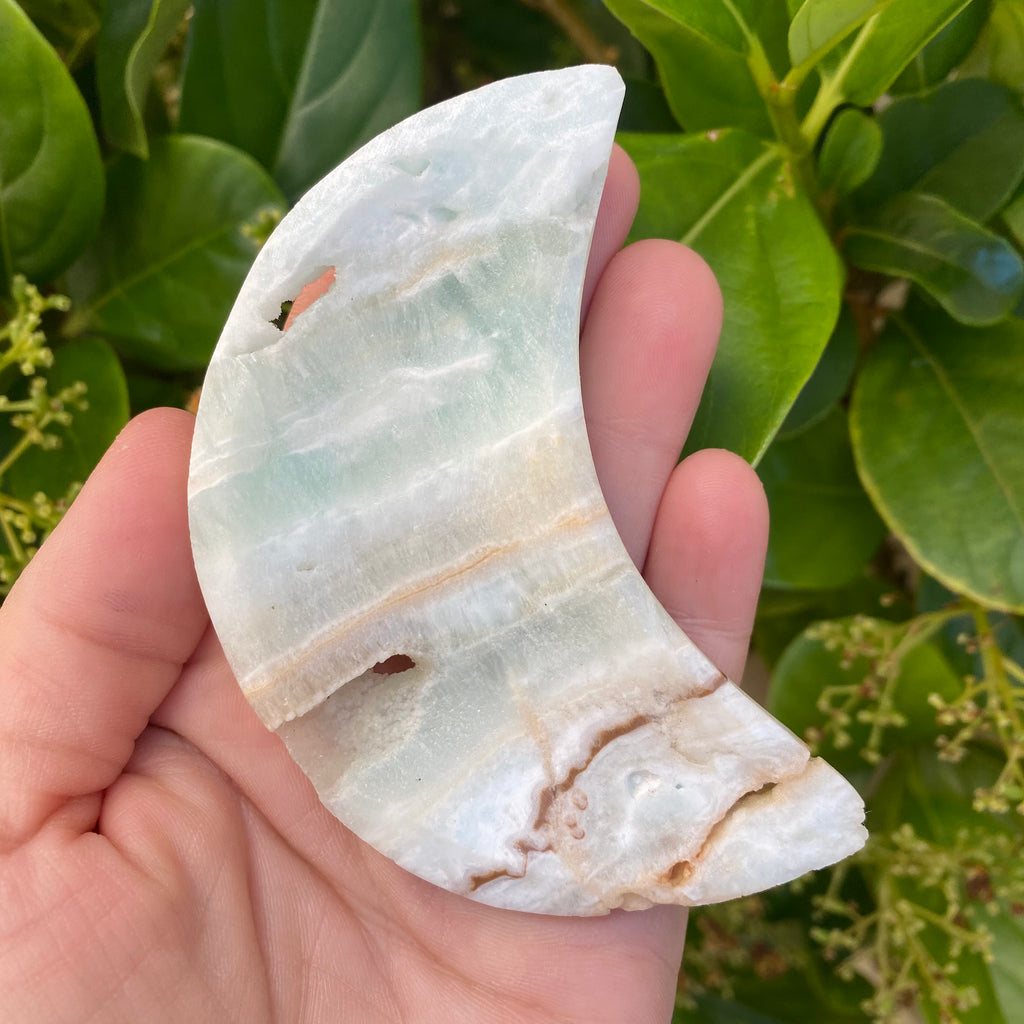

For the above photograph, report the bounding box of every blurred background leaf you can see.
[178,0,422,201]
[95,0,192,157]
[816,107,883,201]
[889,0,990,93]
[850,78,1024,222]
[759,408,887,589]
[779,305,858,438]
[844,193,1023,325]
[64,135,286,369]
[0,0,104,287]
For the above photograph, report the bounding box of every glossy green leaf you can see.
[780,305,859,437]
[620,130,842,463]
[960,0,1024,94]
[817,107,882,200]
[988,911,1024,1021]
[178,0,422,201]
[787,0,887,71]
[603,0,791,137]
[988,0,1024,93]
[0,0,104,287]
[844,193,1024,326]
[96,0,192,158]
[890,0,991,93]
[810,0,971,112]
[768,616,964,772]
[65,136,286,370]
[853,78,1024,223]
[759,408,887,589]
[2,337,128,500]
[755,576,912,668]
[850,307,1024,612]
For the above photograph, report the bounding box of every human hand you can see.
[0,147,768,1024]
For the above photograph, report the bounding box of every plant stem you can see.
[975,606,1024,736]
[519,0,618,64]
[743,33,819,201]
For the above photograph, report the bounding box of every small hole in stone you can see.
[269,267,336,331]
[297,561,316,573]
[270,300,293,330]
[372,654,416,675]
[662,860,693,885]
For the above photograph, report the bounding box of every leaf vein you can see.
[901,316,1024,534]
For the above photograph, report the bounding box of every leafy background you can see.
[2,1,1024,1021]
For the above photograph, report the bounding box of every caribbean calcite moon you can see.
[188,65,867,915]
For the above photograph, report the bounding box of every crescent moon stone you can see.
[188,65,867,915]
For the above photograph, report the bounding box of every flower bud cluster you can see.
[1,280,85,595]
[812,825,1024,1023]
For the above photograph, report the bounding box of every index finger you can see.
[0,409,208,849]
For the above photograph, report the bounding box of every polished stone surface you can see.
[189,66,866,915]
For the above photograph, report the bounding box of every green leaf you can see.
[988,910,1024,1022]
[620,129,842,463]
[787,0,889,71]
[988,0,1024,93]
[852,78,1024,223]
[768,616,964,773]
[780,305,859,437]
[65,135,286,370]
[960,0,1024,95]
[759,408,887,589]
[844,193,1024,326]
[850,306,1024,612]
[803,0,972,134]
[96,0,192,158]
[890,0,991,93]
[816,107,882,200]
[0,0,104,287]
[3,337,128,499]
[603,0,791,137]
[178,0,422,202]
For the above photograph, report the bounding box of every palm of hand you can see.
[0,152,767,1024]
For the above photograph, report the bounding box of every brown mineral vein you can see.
[468,839,552,892]
[533,713,651,830]
[532,671,728,831]
[469,677,737,895]
[248,502,607,713]
[469,867,517,892]
[658,777,790,890]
